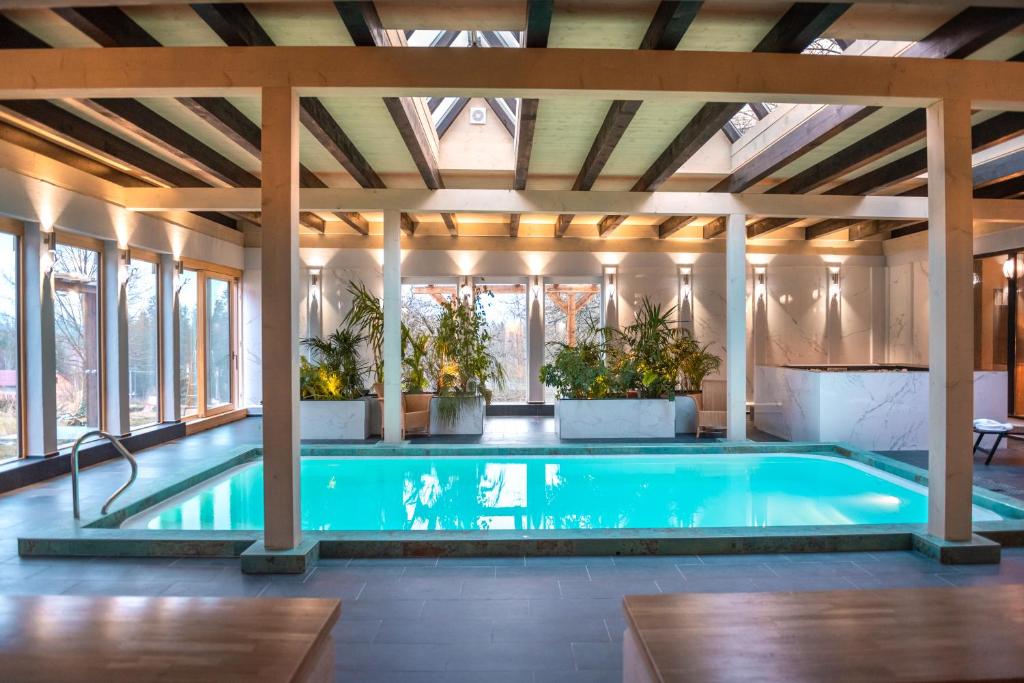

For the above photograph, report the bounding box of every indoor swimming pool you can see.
[124,453,1004,531]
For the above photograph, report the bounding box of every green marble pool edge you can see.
[17,441,1024,564]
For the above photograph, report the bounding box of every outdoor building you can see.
[0,1,1023,681]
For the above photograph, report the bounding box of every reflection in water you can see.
[137,455,974,532]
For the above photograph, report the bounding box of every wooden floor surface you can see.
[0,595,340,682]
[624,584,1024,682]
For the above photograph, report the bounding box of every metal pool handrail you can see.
[71,430,138,520]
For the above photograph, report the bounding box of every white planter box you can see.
[556,399,675,439]
[300,399,370,440]
[674,394,700,434]
[429,396,485,435]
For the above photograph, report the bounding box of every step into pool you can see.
[125,453,1002,531]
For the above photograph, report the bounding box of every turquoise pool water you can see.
[126,454,1002,531]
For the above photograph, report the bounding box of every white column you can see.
[726,213,747,440]
[261,86,301,551]
[382,210,402,441]
[926,98,974,542]
[102,239,130,436]
[527,275,544,403]
[22,223,57,456]
[159,253,180,422]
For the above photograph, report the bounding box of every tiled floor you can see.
[2,417,1024,681]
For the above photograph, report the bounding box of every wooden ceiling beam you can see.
[746,216,799,239]
[336,0,456,236]
[511,0,552,237]
[435,97,470,139]
[658,215,696,239]
[560,1,701,239]
[485,97,515,137]
[599,2,850,236]
[701,216,727,239]
[713,7,1024,195]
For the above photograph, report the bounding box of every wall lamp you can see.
[603,265,617,298]
[828,265,841,301]
[120,247,132,266]
[1003,257,1016,280]
[43,230,57,272]
[678,265,692,305]
[531,275,541,299]
[174,259,184,277]
[754,266,767,302]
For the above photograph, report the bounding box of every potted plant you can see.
[298,327,371,440]
[343,279,386,397]
[429,292,505,435]
[540,297,677,439]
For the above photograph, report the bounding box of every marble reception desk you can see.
[754,365,1008,451]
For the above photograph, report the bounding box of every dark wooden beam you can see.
[658,215,696,239]
[973,148,1024,192]
[711,7,1024,194]
[400,213,417,236]
[0,14,49,48]
[599,2,850,236]
[558,2,701,237]
[336,1,456,234]
[191,3,274,46]
[84,98,260,188]
[804,218,859,240]
[54,6,159,47]
[298,97,385,188]
[889,222,929,240]
[847,219,919,241]
[508,213,520,238]
[485,98,516,137]
[746,216,799,238]
[436,98,470,139]
[177,96,262,158]
[701,216,727,240]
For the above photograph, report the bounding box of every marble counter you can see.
[754,365,1007,451]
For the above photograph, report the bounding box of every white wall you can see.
[241,245,889,406]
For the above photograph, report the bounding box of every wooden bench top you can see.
[624,585,1024,682]
[0,595,340,683]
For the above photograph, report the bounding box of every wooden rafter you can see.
[710,7,1024,195]
[599,2,851,237]
[560,1,703,239]
[335,1,457,237]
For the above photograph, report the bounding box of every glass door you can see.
[204,276,235,414]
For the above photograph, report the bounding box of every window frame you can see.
[0,218,22,462]
[124,248,163,430]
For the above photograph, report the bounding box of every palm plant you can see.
[402,329,431,393]
[300,326,368,400]
[342,280,385,383]
[606,297,679,398]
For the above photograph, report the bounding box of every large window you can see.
[0,232,18,462]
[126,257,160,429]
[53,243,101,448]
[205,277,233,411]
[401,282,456,339]
[543,282,601,402]
[179,270,199,417]
[478,283,527,402]
[178,266,237,419]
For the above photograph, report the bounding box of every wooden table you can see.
[623,585,1024,682]
[0,595,340,683]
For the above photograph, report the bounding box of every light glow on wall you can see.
[754,266,767,302]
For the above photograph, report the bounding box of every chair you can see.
[402,393,432,438]
[973,418,1013,465]
[696,379,727,439]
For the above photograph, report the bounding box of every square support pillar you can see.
[260,86,302,551]
[725,213,747,440]
[159,253,180,423]
[527,275,545,404]
[382,210,402,442]
[101,239,130,437]
[926,98,975,542]
[22,223,57,457]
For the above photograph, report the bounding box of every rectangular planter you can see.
[674,394,700,435]
[556,399,675,439]
[300,399,370,440]
[429,396,485,435]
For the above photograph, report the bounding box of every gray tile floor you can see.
[1,417,1024,682]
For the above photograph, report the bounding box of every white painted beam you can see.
[119,187,1000,222]
[21,222,57,457]
[260,86,301,551]
[726,213,747,441]
[0,47,1021,110]
[926,98,975,543]
[382,210,402,442]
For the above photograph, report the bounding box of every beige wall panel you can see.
[529,99,611,179]
[252,2,354,46]
[826,5,958,42]
[125,5,225,46]
[312,96,418,175]
[376,1,524,31]
[440,98,514,172]
[3,9,98,47]
[968,28,1024,62]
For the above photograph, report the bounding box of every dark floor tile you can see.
[261,577,365,599]
[162,578,269,597]
[492,617,610,643]
[403,565,496,578]
[333,619,382,643]
[766,561,872,578]
[657,577,760,593]
[558,578,660,599]
[528,597,622,620]
[524,556,615,567]
[572,641,623,671]
[360,577,463,600]
[341,599,426,620]
[375,617,493,644]
[586,565,684,580]
[336,643,447,672]
[495,565,590,580]
[697,553,791,565]
[443,641,575,672]
[612,554,703,567]
[423,598,530,620]
[535,671,621,683]
[461,577,561,599]
[678,563,777,580]
[751,576,860,592]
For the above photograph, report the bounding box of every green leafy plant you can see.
[678,340,722,394]
[299,326,368,400]
[431,292,505,426]
[605,297,679,399]
[539,339,611,399]
[402,328,432,393]
[342,280,385,383]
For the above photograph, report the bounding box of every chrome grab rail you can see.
[71,430,138,520]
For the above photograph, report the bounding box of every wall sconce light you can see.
[458,276,473,300]
[678,266,692,305]
[309,268,321,298]
[174,259,184,277]
[1003,257,1016,280]
[828,265,841,300]
[603,265,617,298]
[973,272,981,286]
[754,266,767,302]
[43,230,57,271]
[120,247,132,266]
[531,275,541,299]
